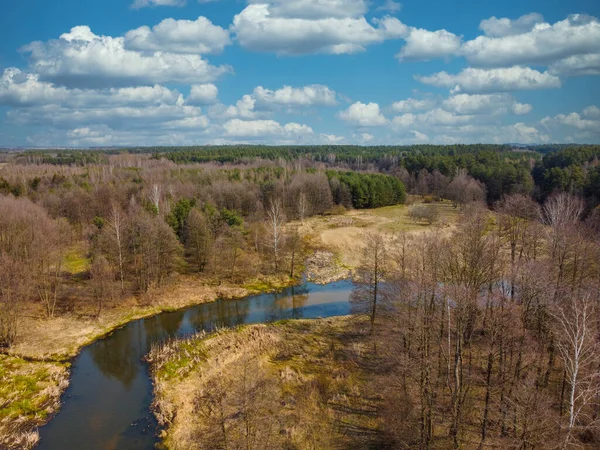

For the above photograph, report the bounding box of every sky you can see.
[0,0,599,147]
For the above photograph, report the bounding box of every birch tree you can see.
[553,292,600,448]
[266,199,285,272]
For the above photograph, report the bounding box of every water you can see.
[37,280,353,450]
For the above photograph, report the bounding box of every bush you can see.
[408,205,440,225]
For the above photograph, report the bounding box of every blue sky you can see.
[0,0,599,147]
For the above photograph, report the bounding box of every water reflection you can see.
[38,280,352,450]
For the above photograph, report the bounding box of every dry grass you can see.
[148,316,389,450]
[8,273,295,361]
[0,355,68,450]
[296,201,459,273]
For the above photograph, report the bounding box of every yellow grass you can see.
[0,355,69,450]
[149,316,384,449]
[296,201,460,270]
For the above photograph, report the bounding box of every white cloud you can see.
[412,130,429,142]
[512,102,532,115]
[479,13,544,37]
[541,111,600,132]
[231,3,407,55]
[338,101,388,126]
[131,0,186,9]
[549,53,600,77]
[397,28,461,61]
[321,133,345,143]
[583,106,600,118]
[462,14,600,68]
[391,97,436,113]
[125,17,231,54]
[0,68,184,108]
[164,116,210,129]
[377,0,402,13]
[253,85,337,107]
[208,95,258,120]
[187,84,218,105]
[441,93,530,115]
[8,103,206,130]
[357,132,374,142]
[417,66,561,93]
[22,26,231,88]
[222,118,313,137]
[247,0,368,19]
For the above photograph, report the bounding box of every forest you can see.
[0,144,598,449]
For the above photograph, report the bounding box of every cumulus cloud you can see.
[354,132,374,142]
[131,0,186,9]
[125,17,231,54]
[512,102,533,115]
[479,13,544,37]
[541,109,600,133]
[549,53,600,77]
[338,102,388,126]
[417,66,561,93]
[389,93,547,144]
[441,93,531,115]
[208,95,258,120]
[231,3,407,55]
[321,133,345,143]
[391,97,436,113]
[187,84,219,105]
[22,26,231,88]
[8,103,206,130]
[222,118,313,137]
[248,0,369,19]
[462,14,600,68]
[583,106,600,118]
[253,85,337,107]
[377,0,402,13]
[0,68,183,108]
[397,28,461,61]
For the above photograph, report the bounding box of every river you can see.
[37,280,353,450]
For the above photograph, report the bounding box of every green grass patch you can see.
[63,246,90,275]
[0,355,67,423]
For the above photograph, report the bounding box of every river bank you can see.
[0,273,299,450]
[147,315,387,450]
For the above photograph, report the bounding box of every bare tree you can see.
[149,184,161,215]
[90,254,114,318]
[496,194,541,299]
[104,206,127,293]
[266,199,285,272]
[184,208,212,272]
[297,192,308,223]
[553,292,600,448]
[0,255,26,347]
[351,231,387,335]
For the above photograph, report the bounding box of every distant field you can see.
[296,200,460,269]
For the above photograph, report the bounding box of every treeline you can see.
[533,145,600,201]
[7,144,551,205]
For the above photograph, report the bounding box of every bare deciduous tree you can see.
[553,292,600,448]
[266,199,285,272]
[351,231,387,335]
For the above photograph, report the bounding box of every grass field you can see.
[297,200,460,270]
[0,355,69,449]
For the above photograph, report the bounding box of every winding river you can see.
[37,280,353,450]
